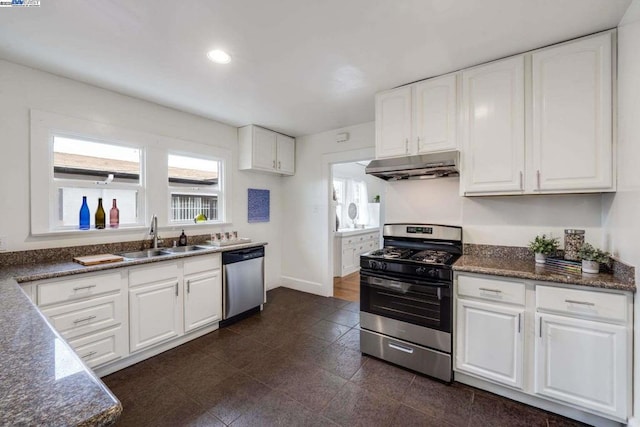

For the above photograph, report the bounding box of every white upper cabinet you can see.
[413,74,458,154]
[239,125,295,176]
[375,86,412,158]
[375,75,458,159]
[461,56,525,194]
[531,33,613,192]
[276,134,295,175]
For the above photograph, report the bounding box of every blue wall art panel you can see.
[248,188,270,223]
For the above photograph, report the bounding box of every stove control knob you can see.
[369,260,379,270]
[428,269,438,277]
[381,262,388,271]
[416,267,427,275]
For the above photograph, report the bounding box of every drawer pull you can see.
[81,351,97,359]
[73,315,96,324]
[388,342,414,354]
[73,285,96,291]
[518,313,521,333]
[175,283,179,296]
[479,288,502,294]
[539,316,542,338]
[187,280,191,294]
[565,299,595,306]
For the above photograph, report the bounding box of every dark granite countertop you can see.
[453,255,636,292]
[0,241,267,426]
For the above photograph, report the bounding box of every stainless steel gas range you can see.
[359,223,462,382]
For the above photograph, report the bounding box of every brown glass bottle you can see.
[95,198,106,229]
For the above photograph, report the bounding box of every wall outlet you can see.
[0,236,7,252]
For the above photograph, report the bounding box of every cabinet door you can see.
[184,269,222,332]
[129,279,182,352]
[252,127,278,171]
[276,134,295,175]
[375,86,412,158]
[456,299,524,389]
[534,313,627,419]
[461,56,525,194]
[531,33,613,192]
[341,244,358,276]
[413,74,457,153]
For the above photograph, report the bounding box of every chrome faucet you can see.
[149,215,163,249]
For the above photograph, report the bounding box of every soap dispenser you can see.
[178,230,187,247]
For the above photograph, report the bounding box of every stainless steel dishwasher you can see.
[221,246,265,325]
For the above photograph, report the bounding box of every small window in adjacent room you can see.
[168,153,222,223]
[52,136,144,229]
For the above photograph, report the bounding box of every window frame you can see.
[167,151,225,225]
[30,109,232,236]
[50,133,146,230]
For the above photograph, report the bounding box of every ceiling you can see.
[0,0,631,137]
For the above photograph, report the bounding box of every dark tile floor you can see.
[104,287,589,427]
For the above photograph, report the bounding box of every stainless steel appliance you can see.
[365,151,459,181]
[359,224,462,382]
[221,246,265,325]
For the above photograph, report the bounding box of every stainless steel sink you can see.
[119,249,171,259]
[162,245,207,254]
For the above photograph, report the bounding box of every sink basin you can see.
[119,249,171,259]
[163,245,207,254]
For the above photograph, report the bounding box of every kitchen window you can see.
[168,153,223,223]
[53,136,144,229]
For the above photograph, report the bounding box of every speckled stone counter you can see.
[0,241,266,426]
[454,255,636,292]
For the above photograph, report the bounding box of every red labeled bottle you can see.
[109,199,120,228]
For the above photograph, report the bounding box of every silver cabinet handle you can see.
[73,284,96,291]
[417,136,421,147]
[278,161,281,169]
[536,170,541,190]
[187,280,190,294]
[519,171,523,190]
[175,283,178,296]
[565,299,595,306]
[81,351,97,359]
[272,160,276,168]
[539,316,542,338]
[517,313,521,333]
[388,342,414,354]
[405,138,409,153]
[73,315,96,324]
[479,288,502,294]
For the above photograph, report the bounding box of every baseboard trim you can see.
[280,276,327,296]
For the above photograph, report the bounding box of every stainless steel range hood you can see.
[365,151,459,181]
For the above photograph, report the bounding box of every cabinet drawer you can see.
[536,285,627,323]
[129,261,179,287]
[68,325,126,368]
[41,293,124,340]
[458,274,525,305]
[183,253,220,276]
[37,272,122,307]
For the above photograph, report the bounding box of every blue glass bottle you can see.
[79,196,90,230]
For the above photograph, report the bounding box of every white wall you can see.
[605,2,640,423]
[280,122,375,296]
[0,59,282,289]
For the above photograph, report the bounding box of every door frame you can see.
[322,147,377,297]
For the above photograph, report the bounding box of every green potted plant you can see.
[578,243,610,274]
[528,234,560,264]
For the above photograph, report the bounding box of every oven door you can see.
[360,270,451,333]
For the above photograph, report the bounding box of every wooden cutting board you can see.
[73,254,124,266]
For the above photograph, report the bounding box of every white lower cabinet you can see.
[184,269,222,332]
[129,276,182,353]
[334,230,379,277]
[534,313,627,419]
[456,298,524,389]
[455,273,632,424]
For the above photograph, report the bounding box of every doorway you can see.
[331,160,384,301]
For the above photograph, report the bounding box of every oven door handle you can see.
[360,270,450,288]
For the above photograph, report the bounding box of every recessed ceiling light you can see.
[207,49,231,64]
